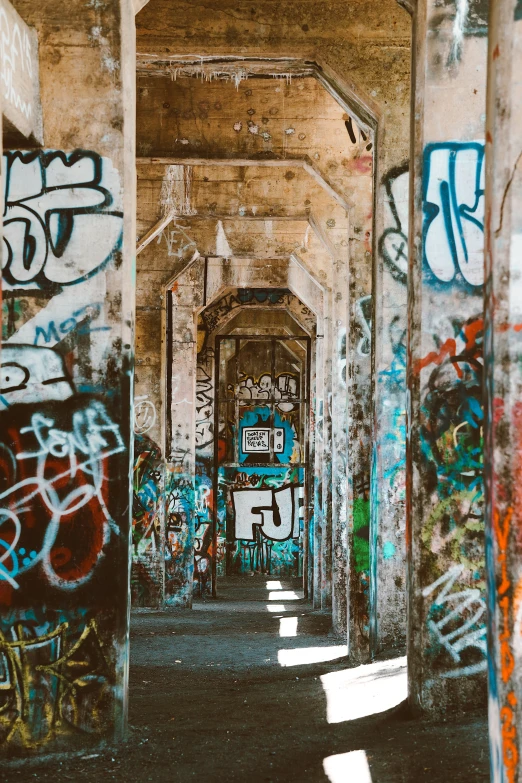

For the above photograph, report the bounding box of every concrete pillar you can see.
[346,152,374,660]
[408,0,488,711]
[484,0,522,778]
[165,259,204,607]
[0,0,135,755]
[371,162,409,656]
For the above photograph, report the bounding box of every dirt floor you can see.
[2,575,489,782]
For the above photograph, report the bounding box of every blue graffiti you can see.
[423,142,485,288]
[34,302,111,345]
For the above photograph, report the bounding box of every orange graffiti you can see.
[495,506,518,781]
[414,338,459,376]
[414,318,483,377]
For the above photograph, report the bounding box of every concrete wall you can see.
[0,0,135,755]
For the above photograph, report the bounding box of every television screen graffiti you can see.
[242,428,270,453]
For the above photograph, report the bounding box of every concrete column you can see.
[346,173,374,660]
[321,298,333,610]
[408,0,488,711]
[484,0,522,778]
[371,162,409,656]
[165,258,205,607]
[312,334,325,608]
[0,0,135,755]
[331,259,349,632]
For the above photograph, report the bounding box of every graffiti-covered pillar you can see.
[165,258,205,607]
[485,1,522,779]
[408,0,488,712]
[371,161,409,657]
[0,0,136,756]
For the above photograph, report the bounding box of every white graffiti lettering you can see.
[232,483,303,542]
[2,150,123,290]
[422,564,487,678]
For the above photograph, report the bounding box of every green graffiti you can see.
[353,498,370,573]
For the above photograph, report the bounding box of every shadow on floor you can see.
[1,575,489,782]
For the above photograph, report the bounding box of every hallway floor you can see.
[3,576,489,782]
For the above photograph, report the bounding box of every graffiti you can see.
[2,150,123,291]
[379,163,409,285]
[0,395,124,595]
[493,507,518,781]
[422,565,487,678]
[195,354,214,450]
[238,406,297,465]
[134,395,157,435]
[339,329,346,389]
[164,467,194,606]
[232,483,303,542]
[355,296,372,357]
[0,616,113,747]
[201,288,315,337]
[157,219,196,259]
[423,142,485,288]
[238,371,298,413]
[132,435,163,607]
[0,344,124,599]
[418,316,483,558]
[34,302,110,347]
[132,435,163,556]
[0,344,74,410]
[353,498,370,574]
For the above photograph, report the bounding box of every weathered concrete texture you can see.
[408,0,488,713]
[0,577,490,782]
[484,0,522,779]
[0,0,136,757]
[135,0,411,164]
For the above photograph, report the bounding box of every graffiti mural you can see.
[222,467,304,576]
[0,150,129,752]
[0,613,115,748]
[414,139,486,697]
[417,313,485,678]
[132,435,164,607]
[232,483,303,541]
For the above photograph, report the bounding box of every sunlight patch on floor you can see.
[268,590,302,601]
[266,580,283,589]
[278,645,348,667]
[320,657,407,724]
[266,604,286,612]
[279,616,298,637]
[323,750,373,783]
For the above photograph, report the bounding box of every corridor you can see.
[2,0,522,778]
[2,578,489,782]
